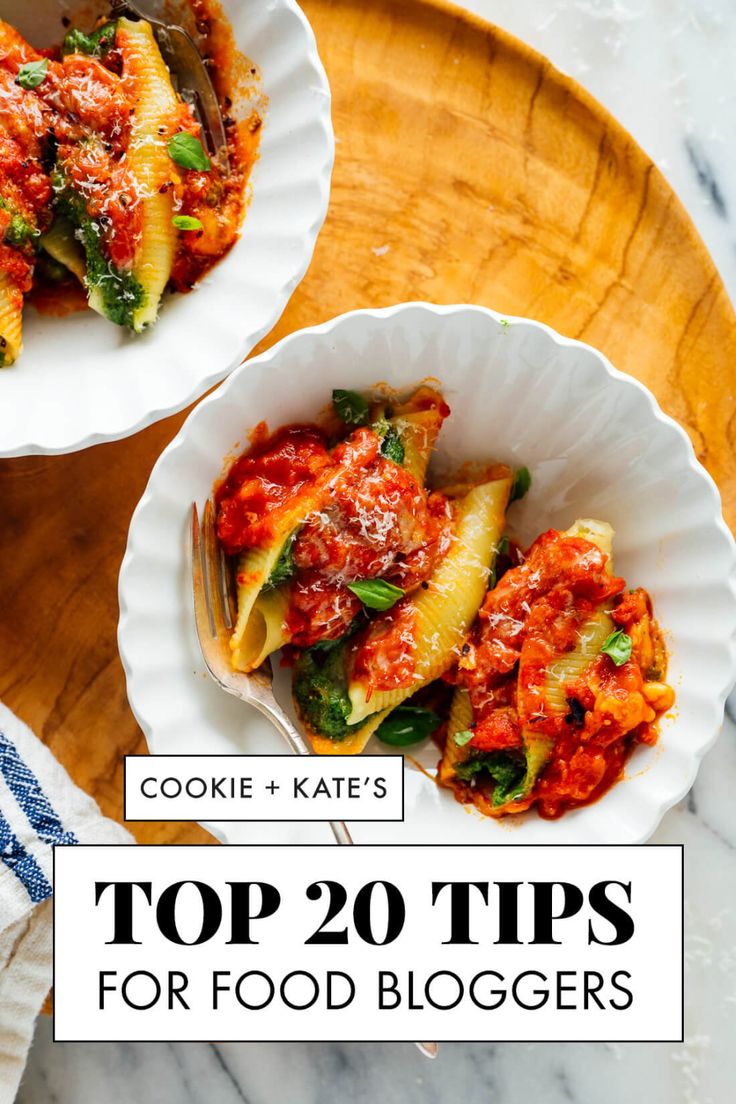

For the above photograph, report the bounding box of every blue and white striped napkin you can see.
[0,703,131,1103]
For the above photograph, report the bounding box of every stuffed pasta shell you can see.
[439,519,674,818]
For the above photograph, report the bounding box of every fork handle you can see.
[248,698,435,1051]
[327,819,354,846]
[250,704,433,1053]
[251,699,354,846]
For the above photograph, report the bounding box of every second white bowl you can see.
[0,0,333,455]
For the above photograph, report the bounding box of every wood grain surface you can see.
[1,0,734,848]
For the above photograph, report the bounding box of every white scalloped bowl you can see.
[118,303,736,845]
[0,0,333,456]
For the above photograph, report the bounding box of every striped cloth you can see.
[0,703,131,1103]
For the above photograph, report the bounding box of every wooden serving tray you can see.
[1,0,734,847]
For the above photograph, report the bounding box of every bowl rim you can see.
[118,300,736,843]
[0,0,335,457]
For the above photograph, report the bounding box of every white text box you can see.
[54,844,683,1042]
[124,755,404,821]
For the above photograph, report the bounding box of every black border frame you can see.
[51,843,685,1045]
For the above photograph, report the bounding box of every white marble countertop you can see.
[18,2,736,1102]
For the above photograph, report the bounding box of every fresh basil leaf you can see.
[453,729,475,747]
[510,466,531,503]
[377,706,441,747]
[16,59,48,90]
[600,628,633,666]
[309,635,346,654]
[168,132,211,172]
[173,214,203,231]
[347,578,404,611]
[332,388,370,426]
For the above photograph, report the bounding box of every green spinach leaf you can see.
[379,425,405,464]
[63,22,117,57]
[332,388,370,426]
[510,466,531,503]
[376,706,441,747]
[263,532,297,591]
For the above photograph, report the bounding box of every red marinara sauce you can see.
[215,425,331,553]
[215,420,453,649]
[0,47,55,294]
[0,4,258,313]
[348,489,454,697]
[450,529,673,818]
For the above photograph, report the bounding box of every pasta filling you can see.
[52,166,145,329]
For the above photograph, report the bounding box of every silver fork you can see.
[191,500,353,846]
[191,501,438,1059]
[109,0,228,165]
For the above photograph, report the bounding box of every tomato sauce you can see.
[350,601,419,696]
[216,426,331,553]
[449,529,672,818]
[216,421,453,649]
[0,57,55,278]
